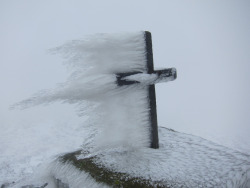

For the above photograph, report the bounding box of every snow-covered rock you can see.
[9,127,247,188]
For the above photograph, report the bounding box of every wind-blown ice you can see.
[122,68,177,85]
[12,32,152,149]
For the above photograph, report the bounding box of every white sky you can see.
[1,0,250,154]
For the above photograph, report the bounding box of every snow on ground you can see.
[0,104,87,186]
[78,127,250,188]
[2,126,250,188]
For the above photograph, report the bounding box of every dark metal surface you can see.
[148,84,159,149]
[145,31,154,74]
[145,31,159,149]
[116,71,141,86]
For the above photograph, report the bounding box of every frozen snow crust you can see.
[52,127,250,188]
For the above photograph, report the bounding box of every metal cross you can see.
[116,31,177,149]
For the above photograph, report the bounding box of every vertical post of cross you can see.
[145,31,159,149]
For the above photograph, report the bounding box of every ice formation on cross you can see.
[116,32,177,148]
[13,31,177,150]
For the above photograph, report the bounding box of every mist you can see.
[1,0,250,156]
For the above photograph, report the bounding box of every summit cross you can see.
[116,31,177,149]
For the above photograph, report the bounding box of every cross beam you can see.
[116,31,177,149]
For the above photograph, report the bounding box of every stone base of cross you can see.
[116,31,177,149]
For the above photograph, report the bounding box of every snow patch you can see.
[81,127,250,188]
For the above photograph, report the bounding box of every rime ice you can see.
[13,32,154,150]
[5,32,250,188]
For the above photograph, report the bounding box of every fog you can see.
[1,0,250,154]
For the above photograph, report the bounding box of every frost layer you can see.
[12,32,151,149]
[3,128,250,187]
[77,127,250,188]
